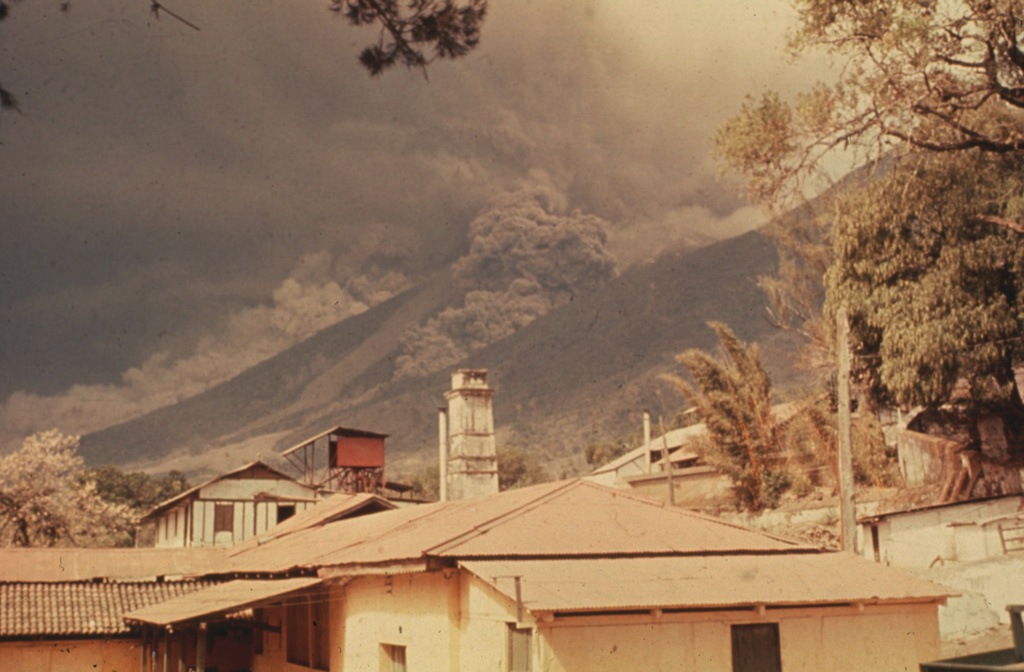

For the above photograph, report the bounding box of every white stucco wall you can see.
[860,496,1024,567]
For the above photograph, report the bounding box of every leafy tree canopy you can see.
[716,0,1024,210]
[1,0,487,110]
[664,323,791,511]
[77,465,191,514]
[0,430,135,547]
[825,149,1024,413]
[497,445,549,491]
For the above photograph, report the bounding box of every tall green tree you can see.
[664,323,790,511]
[716,0,1024,213]
[825,150,1024,439]
[715,0,1024,453]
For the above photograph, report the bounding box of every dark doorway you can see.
[731,623,782,672]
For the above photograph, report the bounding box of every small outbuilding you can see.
[141,460,319,548]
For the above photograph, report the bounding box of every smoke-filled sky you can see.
[0,0,826,448]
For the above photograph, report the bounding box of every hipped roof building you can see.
[0,478,957,672]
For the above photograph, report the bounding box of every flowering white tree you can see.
[0,430,135,547]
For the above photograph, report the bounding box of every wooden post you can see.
[196,623,207,672]
[177,632,186,672]
[162,630,169,672]
[514,576,523,623]
[643,411,652,473]
[837,307,857,552]
[660,417,675,507]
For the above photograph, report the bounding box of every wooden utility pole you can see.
[837,307,857,552]
[660,417,676,507]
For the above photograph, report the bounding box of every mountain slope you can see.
[80,229,794,475]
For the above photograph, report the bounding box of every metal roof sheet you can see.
[227,480,809,574]
[124,577,322,627]
[231,492,396,552]
[0,547,229,583]
[141,460,306,521]
[0,580,219,637]
[460,553,955,614]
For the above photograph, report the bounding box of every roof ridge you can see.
[422,479,585,556]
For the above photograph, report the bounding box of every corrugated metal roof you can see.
[124,577,322,627]
[0,547,229,583]
[227,480,809,574]
[0,580,218,637]
[460,553,955,613]
[232,492,395,551]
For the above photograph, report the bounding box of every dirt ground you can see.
[941,625,1015,658]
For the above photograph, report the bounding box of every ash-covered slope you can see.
[80,229,790,473]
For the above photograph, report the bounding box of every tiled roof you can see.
[460,553,955,613]
[0,547,229,582]
[0,580,219,637]
[228,479,809,574]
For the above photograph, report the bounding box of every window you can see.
[214,504,234,534]
[286,594,330,671]
[277,504,296,524]
[507,624,531,672]
[731,623,781,672]
[382,644,407,672]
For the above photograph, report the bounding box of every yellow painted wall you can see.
[538,603,940,672]
[0,638,140,672]
[246,571,940,672]
[338,571,461,672]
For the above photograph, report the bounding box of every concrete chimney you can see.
[444,369,498,500]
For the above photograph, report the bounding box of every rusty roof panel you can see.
[0,547,229,583]
[460,554,955,613]
[124,577,323,627]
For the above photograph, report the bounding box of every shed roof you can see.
[460,553,953,614]
[857,493,1024,525]
[0,547,229,583]
[141,460,309,521]
[228,479,808,574]
[0,580,218,637]
[231,492,395,551]
[124,577,322,627]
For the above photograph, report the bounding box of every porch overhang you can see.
[124,577,322,628]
